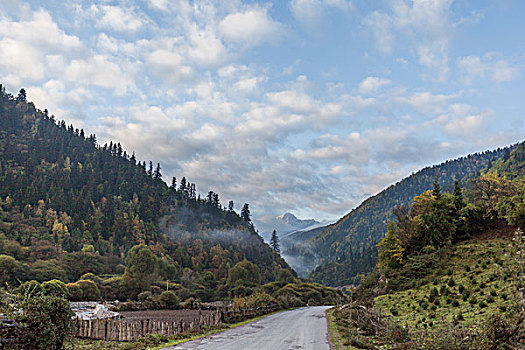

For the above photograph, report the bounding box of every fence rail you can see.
[222,305,278,323]
[74,305,278,342]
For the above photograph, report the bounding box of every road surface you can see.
[162,306,332,350]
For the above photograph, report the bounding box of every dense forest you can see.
[0,86,292,301]
[287,141,521,286]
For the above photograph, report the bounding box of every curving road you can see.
[162,306,332,350]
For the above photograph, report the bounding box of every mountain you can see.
[329,148,524,348]
[254,212,322,241]
[0,86,292,300]
[277,213,319,230]
[284,142,522,286]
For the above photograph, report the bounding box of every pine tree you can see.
[453,181,465,211]
[270,230,280,254]
[241,203,251,223]
[16,88,26,103]
[154,163,162,180]
[432,174,442,200]
[179,177,187,195]
[213,193,220,208]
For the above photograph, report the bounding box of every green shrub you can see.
[41,280,68,298]
[7,296,73,350]
[452,300,460,307]
[158,291,180,309]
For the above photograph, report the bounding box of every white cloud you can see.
[362,11,394,54]
[267,90,315,114]
[0,38,45,83]
[492,60,519,83]
[148,0,169,11]
[145,49,193,85]
[26,80,91,124]
[0,9,82,85]
[91,5,145,32]
[396,91,456,114]
[187,30,226,66]
[291,0,353,28]
[445,114,485,137]
[457,54,520,84]
[358,76,391,94]
[219,8,283,45]
[0,9,82,51]
[65,55,136,95]
[363,0,453,80]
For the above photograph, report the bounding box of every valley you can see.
[0,1,524,348]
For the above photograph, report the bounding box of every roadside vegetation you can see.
[328,144,525,349]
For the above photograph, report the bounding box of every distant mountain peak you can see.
[276,212,319,229]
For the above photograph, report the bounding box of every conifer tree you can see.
[241,203,251,223]
[453,181,465,211]
[270,230,280,254]
[432,174,442,199]
[154,163,162,180]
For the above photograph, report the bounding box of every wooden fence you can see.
[75,309,222,342]
[74,305,279,342]
[222,305,278,323]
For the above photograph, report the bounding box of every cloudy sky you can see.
[0,0,523,222]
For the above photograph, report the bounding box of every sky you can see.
[0,0,523,223]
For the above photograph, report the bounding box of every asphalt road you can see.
[162,306,332,350]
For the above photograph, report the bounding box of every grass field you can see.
[374,237,514,331]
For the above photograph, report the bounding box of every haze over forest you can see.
[0,0,524,223]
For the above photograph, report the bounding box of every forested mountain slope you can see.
[0,86,291,295]
[330,145,524,348]
[294,142,521,286]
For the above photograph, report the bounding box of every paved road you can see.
[162,306,332,350]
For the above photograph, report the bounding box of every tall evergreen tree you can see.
[154,163,162,180]
[453,181,465,211]
[432,174,442,200]
[241,203,251,223]
[270,230,280,254]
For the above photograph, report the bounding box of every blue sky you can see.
[0,0,523,223]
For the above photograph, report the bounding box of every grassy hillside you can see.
[328,145,524,348]
[304,142,521,286]
[0,85,291,301]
